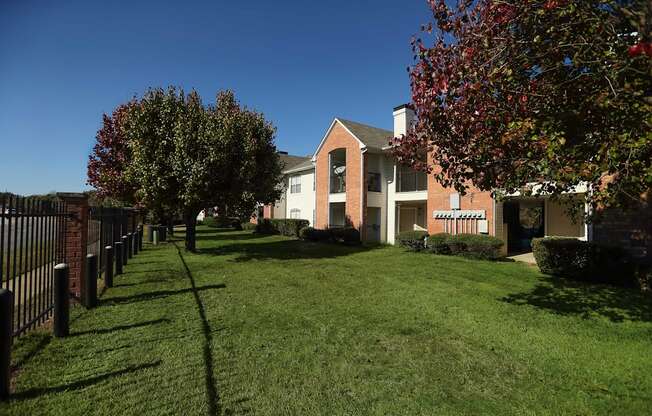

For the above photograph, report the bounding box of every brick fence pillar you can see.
[56,193,89,298]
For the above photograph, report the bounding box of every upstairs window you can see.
[290,175,302,194]
[367,172,381,192]
[397,165,427,192]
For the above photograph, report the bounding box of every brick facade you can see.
[426,168,496,236]
[57,193,89,298]
[592,198,652,261]
[315,122,364,230]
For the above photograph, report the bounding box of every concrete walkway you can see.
[508,252,537,265]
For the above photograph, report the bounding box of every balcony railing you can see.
[397,168,427,193]
[330,176,346,194]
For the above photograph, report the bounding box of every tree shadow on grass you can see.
[100,284,225,306]
[10,360,162,401]
[502,276,652,323]
[69,318,170,337]
[197,238,380,262]
[174,242,221,415]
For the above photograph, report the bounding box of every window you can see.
[290,208,301,219]
[290,175,301,194]
[367,172,381,192]
[397,165,427,192]
[330,149,346,194]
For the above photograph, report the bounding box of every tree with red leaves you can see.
[394,0,652,214]
[87,103,139,205]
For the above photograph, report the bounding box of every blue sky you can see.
[0,0,431,195]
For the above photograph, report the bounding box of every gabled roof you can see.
[283,158,314,174]
[279,153,311,172]
[312,118,394,160]
[337,119,393,151]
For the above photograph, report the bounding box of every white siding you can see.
[285,169,316,226]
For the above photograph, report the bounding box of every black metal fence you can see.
[0,196,67,337]
[88,207,135,279]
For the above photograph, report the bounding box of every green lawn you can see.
[3,227,651,415]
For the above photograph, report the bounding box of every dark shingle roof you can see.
[279,153,312,173]
[283,158,314,173]
[337,119,393,150]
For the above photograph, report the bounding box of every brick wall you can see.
[592,200,652,261]
[315,122,363,230]
[426,167,495,236]
[57,193,89,298]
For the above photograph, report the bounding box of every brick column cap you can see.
[56,192,89,202]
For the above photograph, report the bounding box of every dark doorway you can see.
[503,199,545,254]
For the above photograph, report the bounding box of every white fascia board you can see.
[311,118,366,162]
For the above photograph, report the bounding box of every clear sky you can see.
[0,0,431,195]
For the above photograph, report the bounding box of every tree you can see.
[87,103,139,205]
[394,0,652,215]
[171,91,282,251]
[120,87,282,251]
[124,87,183,232]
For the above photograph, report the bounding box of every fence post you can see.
[84,255,97,309]
[121,235,128,266]
[153,229,159,245]
[105,246,114,288]
[56,193,89,299]
[127,233,133,259]
[115,241,123,275]
[138,226,144,251]
[133,231,139,256]
[53,264,70,338]
[0,289,12,401]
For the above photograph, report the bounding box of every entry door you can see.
[366,207,381,243]
[399,207,417,233]
[504,200,544,253]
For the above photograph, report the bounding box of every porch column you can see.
[387,164,397,244]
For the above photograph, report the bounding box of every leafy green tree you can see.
[394,0,651,215]
[123,88,281,251]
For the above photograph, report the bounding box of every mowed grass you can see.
[2,227,651,415]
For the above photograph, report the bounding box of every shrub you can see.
[202,216,219,228]
[241,222,257,231]
[397,230,429,251]
[255,219,279,235]
[300,227,330,242]
[300,227,361,245]
[427,233,451,255]
[276,219,310,237]
[329,227,361,245]
[448,234,504,260]
[255,219,310,238]
[532,237,633,286]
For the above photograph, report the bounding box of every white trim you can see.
[311,118,366,161]
[283,163,315,175]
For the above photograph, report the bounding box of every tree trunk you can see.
[185,213,197,252]
[167,219,174,237]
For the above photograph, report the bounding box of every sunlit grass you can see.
[3,226,651,415]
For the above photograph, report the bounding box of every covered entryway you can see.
[503,199,545,254]
[396,202,427,234]
[366,207,381,243]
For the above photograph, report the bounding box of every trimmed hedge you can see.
[255,219,310,238]
[446,234,504,260]
[241,222,257,231]
[427,233,451,255]
[532,237,634,286]
[203,216,241,229]
[396,230,429,251]
[300,227,361,245]
[420,233,504,260]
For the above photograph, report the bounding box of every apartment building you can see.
[261,106,648,259]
